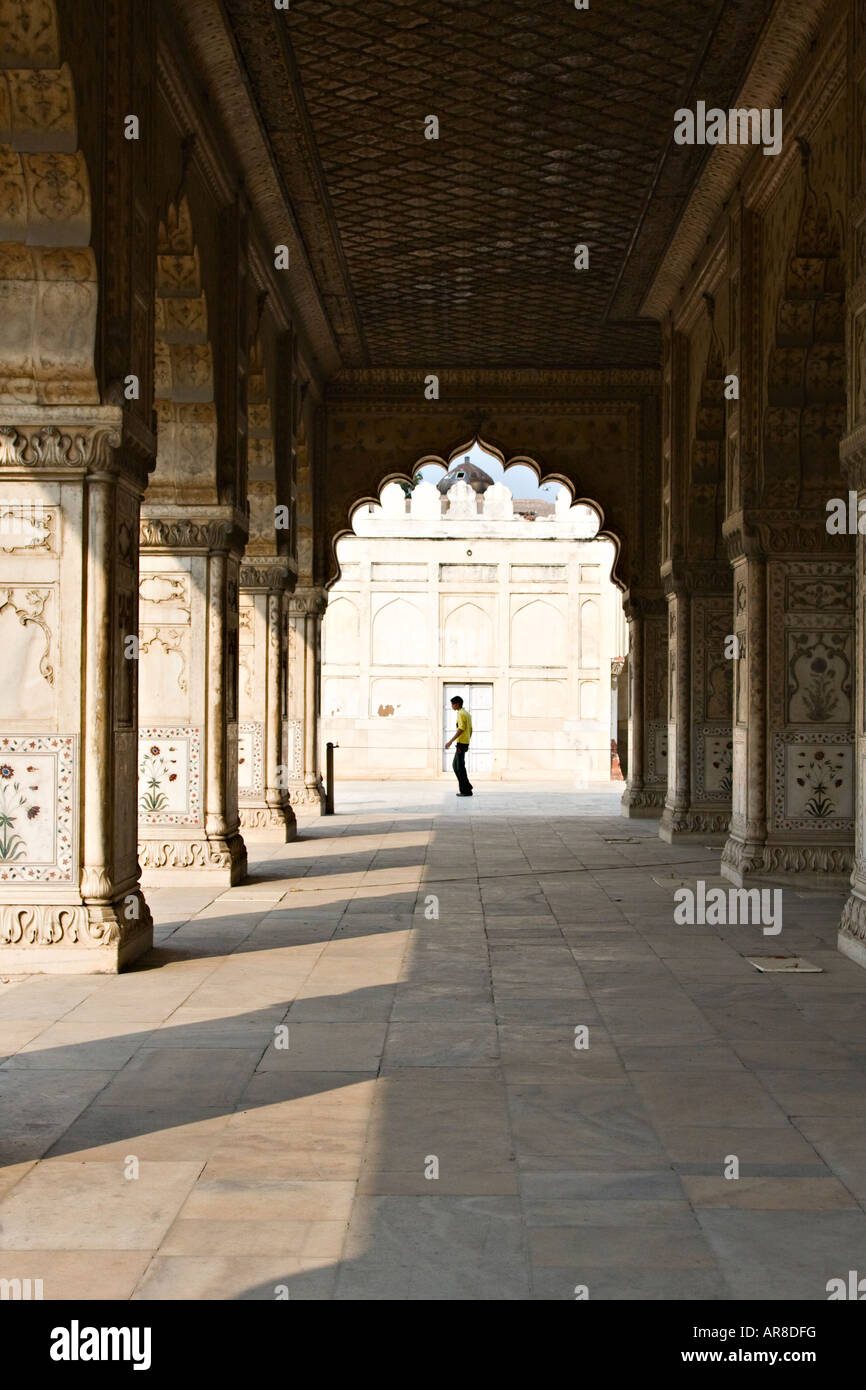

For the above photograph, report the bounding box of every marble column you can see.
[660,570,733,843]
[0,411,153,972]
[239,560,297,840]
[659,580,690,839]
[837,4,866,961]
[620,595,668,817]
[137,507,248,885]
[840,441,866,964]
[721,517,854,888]
[285,586,326,810]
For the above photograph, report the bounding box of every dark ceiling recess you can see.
[224,0,776,370]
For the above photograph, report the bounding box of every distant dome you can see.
[437,457,495,495]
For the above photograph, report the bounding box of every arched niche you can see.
[442,601,494,667]
[580,597,600,668]
[371,596,426,667]
[323,594,360,666]
[511,597,567,668]
[0,0,98,404]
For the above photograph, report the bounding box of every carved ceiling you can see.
[204,0,777,371]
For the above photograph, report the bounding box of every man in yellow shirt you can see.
[444,695,473,797]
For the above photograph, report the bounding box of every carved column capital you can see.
[240,559,294,591]
[139,509,247,555]
[289,585,327,617]
[722,511,763,563]
[0,408,156,492]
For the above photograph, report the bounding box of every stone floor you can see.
[2,780,866,1300]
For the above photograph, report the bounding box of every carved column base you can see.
[0,891,153,975]
[620,786,664,818]
[660,806,730,844]
[239,803,297,842]
[288,779,326,812]
[723,832,852,888]
[138,832,247,887]
[839,886,866,970]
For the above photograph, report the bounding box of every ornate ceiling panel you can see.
[220,0,776,371]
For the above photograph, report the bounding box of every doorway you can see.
[442,682,493,775]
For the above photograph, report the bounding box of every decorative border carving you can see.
[840,891,866,943]
[0,585,54,685]
[140,518,243,551]
[240,562,293,589]
[138,833,246,870]
[0,423,121,472]
[239,805,293,831]
[287,783,325,808]
[327,368,661,399]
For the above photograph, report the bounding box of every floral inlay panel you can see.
[238,720,264,799]
[0,735,74,882]
[695,726,733,800]
[773,731,854,831]
[786,630,852,724]
[137,727,201,826]
[647,719,668,782]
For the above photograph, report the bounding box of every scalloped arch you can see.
[332,435,622,591]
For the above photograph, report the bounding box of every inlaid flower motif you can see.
[139,752,173,814]
[794,747,846,818]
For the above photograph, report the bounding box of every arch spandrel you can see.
[325,420,633,594]
[0,0,96,406]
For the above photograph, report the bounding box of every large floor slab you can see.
[1,781,864,1300]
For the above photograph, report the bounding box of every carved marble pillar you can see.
[0,413,153,972]
[660,570,733,842]
[239,560,297,841]
[838,4,866,962]
[620,595,668,817]
[137,508,248,884]
[285,586,325,810]
[722,517,854,887]
[840,442,866,963]
[660,580,691,839]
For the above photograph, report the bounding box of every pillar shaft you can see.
[137,508,247,885]
[238,561,297,840]
[0,411,152,972]
[660,572,733,843]
[722,518,854,887]
[286,586,325,810]
[620,595,667,817]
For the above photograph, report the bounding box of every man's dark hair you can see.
[450,696,464,708]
